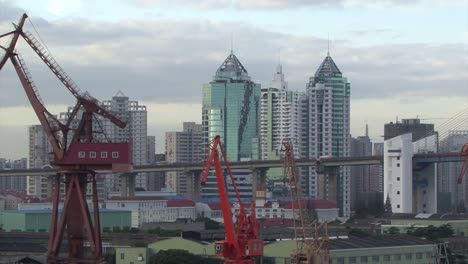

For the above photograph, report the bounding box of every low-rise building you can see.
[116,247,150,264]
[0,209,131,232]
[382,213,468,236]
[105,197,196,228]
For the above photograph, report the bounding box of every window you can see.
[372,256,379,262]
[397,204,400,208]
[120,253,124,260]
[101,152,108,158]
[360,256,368,263]
[394,254,401,261]
[90,151,96,158]
[112,151,119,158]
[416,252,423,259]
[337,257,344,264]
[397,191,400,195]
[383,255,390,261]
[78,151,85,158]
[349,257,356,263]
[397,163,400,167]
[397,177,400,181]
[405,253,412,260]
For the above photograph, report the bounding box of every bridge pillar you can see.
[120,174,128,197]
[46,175,54,198]
[186,170,201,201]
[128,173,136,197]
[316,165,337,203]
[251,168,268,201]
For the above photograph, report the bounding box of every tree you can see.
[153,249,221,264]
[407,224,454,241]
[387,226,400,235]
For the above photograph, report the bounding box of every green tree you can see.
[387,226,400,235]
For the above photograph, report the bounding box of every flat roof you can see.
[330,235,435,250]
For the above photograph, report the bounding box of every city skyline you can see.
[0,0,466,159]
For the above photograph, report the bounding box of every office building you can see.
[165,122,203,197]
[350,125,372,211]
[202,51,261,162]
[439,131,468,211]
[384,118,435,142]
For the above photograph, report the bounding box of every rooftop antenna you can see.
[327,34,330,56]
[365,122,369,137]
[230,32,233,54]
[278,47,281,64]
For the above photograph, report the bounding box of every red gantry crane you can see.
[200,135,264,264]
[0,14,132,263]
[457,144,468,184]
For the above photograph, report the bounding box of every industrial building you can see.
[0,209,131,232]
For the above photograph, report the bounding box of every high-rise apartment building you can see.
[260,64,304,185]
[304,52,351,216]
[202,51,261,162]
[165,122,203,196]
[27,125,53,198]
[103,91,149,191]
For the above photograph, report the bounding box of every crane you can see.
[456,144,468,184]
[0,14,131,263]
[281,139,329,264]
[200,135,263,264]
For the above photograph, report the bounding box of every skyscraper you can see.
[165,122,203,196]
[260,64,303,182]
[305,52,351,216]
[201,51,260,201]
[202,51,261,162]
[0,158,27,190]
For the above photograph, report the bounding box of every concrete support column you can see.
[46,175,54,198]
[251,169,258,201]
[120,174,128,197]
[251,169,268,201]
[186,170,201,201]
[128,173,136,197]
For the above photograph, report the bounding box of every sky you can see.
[0,0,467,159]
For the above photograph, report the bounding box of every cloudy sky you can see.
[0,0,467,158]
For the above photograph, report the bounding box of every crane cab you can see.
[244,239,264,257]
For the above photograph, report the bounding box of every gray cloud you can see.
[0,2,466,109]
[129,0,422,9]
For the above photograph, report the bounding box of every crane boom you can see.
[0,14,132,263]
[200,135,263,264]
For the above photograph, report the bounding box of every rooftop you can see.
[330,235,434,250]
[314,55,342,79]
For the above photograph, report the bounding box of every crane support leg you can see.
[47,172,102,263]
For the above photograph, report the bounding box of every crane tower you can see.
[0,14,132,263]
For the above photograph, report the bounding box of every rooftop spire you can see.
[230,32,233,54]
[327,34,330,56]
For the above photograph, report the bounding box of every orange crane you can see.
[0,14,131,263]
[457,144,468,184]
[281,139,329,264]
[200,135,264,264]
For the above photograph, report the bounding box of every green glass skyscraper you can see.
[202,51,260,162]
